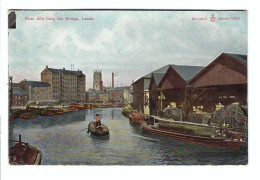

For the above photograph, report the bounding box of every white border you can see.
[1,0,260,180]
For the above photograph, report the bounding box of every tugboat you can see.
[9,135,42,165]
[88,114,109,136]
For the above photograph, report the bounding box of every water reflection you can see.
[9,108,247,165]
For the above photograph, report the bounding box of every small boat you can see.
[70,103,85,110]
[20,112,37,119]
[9,135,42,165]
[68,106,78,112]
[83,104,91,109]
[128,110,145,125]
[117,104,126,108]
[90,104,98,109]
[40,108,65,116]
[142,121,242,150]
[88,114,109,136]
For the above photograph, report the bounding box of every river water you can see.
[9,108,247,165]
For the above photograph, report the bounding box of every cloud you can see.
[9,11,247,89]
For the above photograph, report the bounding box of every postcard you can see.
[7,10,247,166]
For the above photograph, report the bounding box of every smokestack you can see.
[112,72,114,88]
[100,81,103,91]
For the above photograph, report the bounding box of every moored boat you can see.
[141,121,242,150]
[117,104,126,108]
[90,104,98,109]
[128,110,145,125]
[88,114,109,136]
[20,112,37,119]
[83,104,91,109]
[68,106,78,112]
[70,103,85,110]
[40,108,65,116]
[9,135,42,165]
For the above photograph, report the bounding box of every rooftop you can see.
[134,64,204,85]
[13,87,28,95]
[110,86,131,91]
[46,66,85,75]
[223,53,247,64]
[22,81,51,88]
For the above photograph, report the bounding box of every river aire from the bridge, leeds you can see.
[8,10,248,166]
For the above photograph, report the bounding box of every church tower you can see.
[93,70,102,90]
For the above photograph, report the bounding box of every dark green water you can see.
[9,108,247,165]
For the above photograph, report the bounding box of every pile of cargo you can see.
[211,103,248,129]
[158,107,183,121]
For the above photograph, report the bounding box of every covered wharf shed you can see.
[187,53,247,113]
[132,65,170,114]
[150,64,204,115]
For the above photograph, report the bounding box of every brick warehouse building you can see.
[132,65,171,114]
[12,83,29,106]
[41,66,86,103]
[19,80,52,102]
[187,53,247,113]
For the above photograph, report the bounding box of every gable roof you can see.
[22,81,51,88]
[223,53,247,64]
[170,65,204,81]
[189,52,247,85]
[133,64,204,86]
[143,65,171,79]
[152,73,165,86]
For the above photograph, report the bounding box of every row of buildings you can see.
[11,66,86,106]
[11,66,133,107]
[132,53,247,120]
[86,70,132,105]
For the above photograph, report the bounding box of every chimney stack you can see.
[112,72,114,88]
[100,81,103,91]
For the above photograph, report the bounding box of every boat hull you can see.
[142,124,241,149]
[9,144,42,165]
[88,122,109,136]
[128,111,144,125]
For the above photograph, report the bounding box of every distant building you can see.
[86,88,108,103]
[19,80,52,103]
[41,66,86,103]
[12,84,28,106]
[109,86,132,105]
[93,70,103,91]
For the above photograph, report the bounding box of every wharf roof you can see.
[188,52,247,85]
[134,64,204,85]
[170,65,204,81]
[143,65,170,79]
[152,73,165,86]
[13,87,28,96]
[47,67,85,75]
[223,53,247,64]
[22,81,51,88]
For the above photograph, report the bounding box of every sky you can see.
[8,10,247,89]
